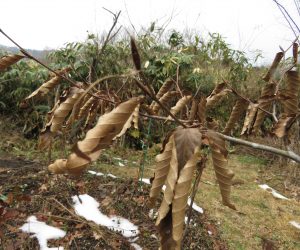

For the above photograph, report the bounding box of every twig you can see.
[0,28,114,103]
[99,9,121,56]
[139,112,197,124]
[218,133,300,163]
[225,81,274,117]
[183,157,206,242]
[273,0,300,38]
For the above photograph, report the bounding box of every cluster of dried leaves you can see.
[1,39,299,249]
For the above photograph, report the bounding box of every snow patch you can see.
[187,198,204,213]
[88,171,116,178]
[88,170,104,176]
[72,194,139,238]
[20,216,66,250]
[259,184,289,200]
[290,221,300,229]
[107,173,117,178]
[141,178,150,185]
[118,162,125,167]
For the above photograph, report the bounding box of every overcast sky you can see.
[1,0,299,64]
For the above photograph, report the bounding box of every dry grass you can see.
[195,154,300,250]
[1,120,300,249]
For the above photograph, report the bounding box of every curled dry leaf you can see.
[281,71,300,115]
[172,147,201,248]
[152,128,202,249]
[84,101,101,129]
[152,91,178,114]
[48,97,141,175]
[167,95,192,119]
[25,67,71,100]
[150,79,174,108]
[293,43,298,64]
[149,135,174,206]
[77,96,97,120]
[51,87,84,133]
[205,130,235,209]
[156,136,178,226]
[241,103,259,135]
[223,98,248,135]
[262,52,284,82]
[130,37,141,71]
[206,83,231,109]
[273,114,296,138]
[188,98,200,123]
[0,54,24,71]
[252,83,277,134]
[48,159,67,174]
[197,97,207,124]
[114,103,140,139]
[273,71,300,138]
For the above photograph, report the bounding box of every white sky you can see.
[1,0,299,64]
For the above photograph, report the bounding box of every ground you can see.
[0,123,300,249]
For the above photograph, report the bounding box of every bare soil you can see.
[0,157,227,250]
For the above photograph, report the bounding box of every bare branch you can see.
[219,133,300,163]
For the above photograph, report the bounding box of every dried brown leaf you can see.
[173,127,202,171]
[281,70,300,115]
[293,43,298,64]
[0,54,24,71]
[197,97,207,124]
[263,52,284,82]
[241,103,259,135]
[273,114,296,138]
[206,83,231,109]
[150,135,174,206]
[50,87,84,133]
[252,83,277,133]
[50,97,141,175]
[150,79,174,108]
[223,98,248,135]
[152,91,178,114]
[48,159,67,174]
[167,95,192,119]
[25,67,71,100]
[130,37,141,71]
[205,130,235,209]
[172,148,201,247]
[84,101,101,129]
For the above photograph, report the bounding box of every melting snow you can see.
[187,198,204,213]
[118,162,125,167]
[290,221,300,229]
[107,173,117,178]
[259,184,289,200]
[141,178,151,185]
[88,170,104,176]
[88,171,116,178]
[20,216,66,250]
[72,194,139,238]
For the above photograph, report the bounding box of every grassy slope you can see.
[1,124,300,249]
[87,150,300,250]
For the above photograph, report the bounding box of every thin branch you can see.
[218,133,300,163]
[273,0,300,35]
[0,28,114,103]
